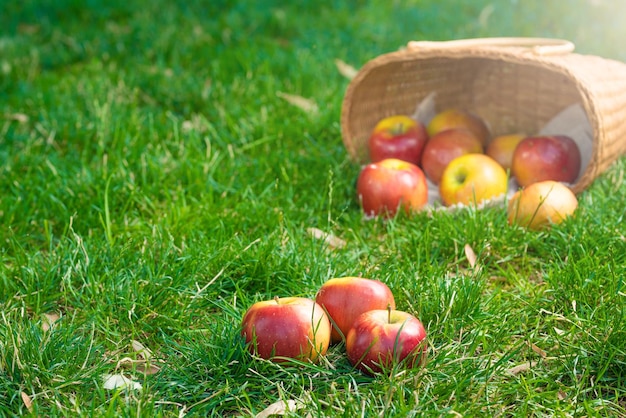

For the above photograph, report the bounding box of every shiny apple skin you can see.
[241,297,331,363]
[357,158,428,218]
[421,128,484,184]
[507,180,578,230]
[346,309,427,375]
[315,277,396,344]
[511,135,581,187]
[439,153,508,206]
[368,115,429,165]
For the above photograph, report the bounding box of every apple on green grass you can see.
[357,158,428,218]
[346,308,427,375]
[511,135,581,187]
[427,108,490,147]
[315,277,396,344]
[368,115,429,165]
[420,128,484,184]
[241,297,331,363]
[439,153,508,207]
[507,180,578,230]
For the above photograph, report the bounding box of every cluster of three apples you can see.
[241,277,427,375]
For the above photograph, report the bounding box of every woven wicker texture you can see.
[341,38,626,193]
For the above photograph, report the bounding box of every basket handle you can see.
[407,37,575,56]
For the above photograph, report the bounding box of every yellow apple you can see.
[439,153,508,207]
[507,180,578,230]
[486,133,526,171]
[427,109,491,147]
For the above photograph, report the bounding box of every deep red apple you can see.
[420,128,484,184]
[368,115,429,165]
[356,158,428,218]
[511,135,581,187]
[315,277,396,344]
[241,297,331,363]
[346,308,427,375]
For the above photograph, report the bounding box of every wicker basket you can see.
[341,37,626,194]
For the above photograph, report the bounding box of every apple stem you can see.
[274,296,280,304]
[387,304,392,324]
[393,122,403,135]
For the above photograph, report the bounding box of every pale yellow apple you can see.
[427,109,491,147]
[507,180,578,230]
[439,153,508,206]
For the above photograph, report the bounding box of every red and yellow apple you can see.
[357,158,428,218]
[346,308,427,375]
[511,135,581,187]
[427,108,490,146]
[315,277,396,344]
[507,180,578,230]
[421,128,484,184]
[368,115,429,165]
[486,133,526,171]
[439,153,509,206]
[241,297,331,363]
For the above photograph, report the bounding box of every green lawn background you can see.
[1,1,625,416]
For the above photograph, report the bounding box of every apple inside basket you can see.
[341,42,626,205]
[413,95,593,209]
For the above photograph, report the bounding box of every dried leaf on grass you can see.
[276,92,318,115]
[21,392,33,413]
[116,340,161,375]
[42,312,61,332]
[464,244,478,269]
[334,59,358,80]
[102,374,142,391]
[507,360,538,375]
[7,113,29,123]
[529,342,547,358]
[307,227,346,249]
[132,340,152,360]
[256,399,305,418]
[118,357,161,375]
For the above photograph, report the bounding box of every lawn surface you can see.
[1,1,625,416]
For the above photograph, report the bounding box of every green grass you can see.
[1,0,625,416]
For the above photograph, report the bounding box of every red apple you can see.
[356,158,428,218]
[439,153,509,207]
[241,297,331,363]
[486,133,526,171]
[511,135,581,187]
[507,180,578,230]
[315,277,396,344]
[346,308,427,375]
[427,108,490,146]
[420,128,484,184]
[368,115,429,165]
